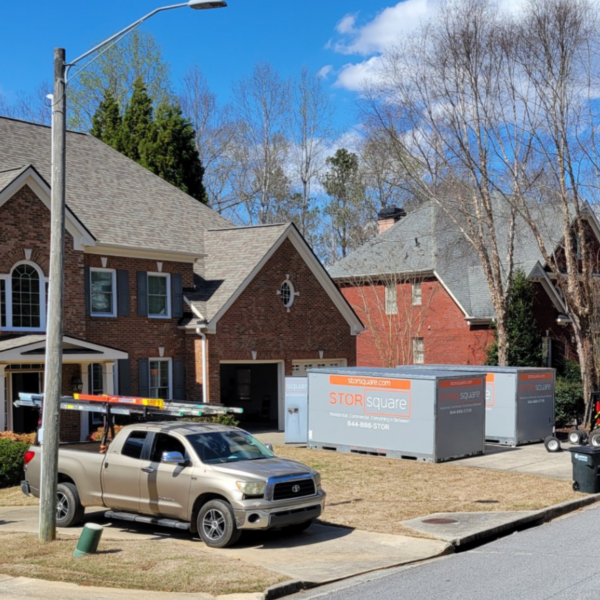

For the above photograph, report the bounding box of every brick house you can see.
[329,202,593,369]
[0,117,362,439]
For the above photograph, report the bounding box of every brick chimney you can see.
[377,206,407,234]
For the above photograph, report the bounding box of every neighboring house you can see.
[0,117,362,440]
[329,202,593,369]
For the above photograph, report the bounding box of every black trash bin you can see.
[569,446,600,493]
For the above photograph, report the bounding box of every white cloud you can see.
[330,0,530,91]
[336,13,358,35]
[317,65,334,80]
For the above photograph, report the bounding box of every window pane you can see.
[150,360,170,399]
[91,271,113,314]
[121,431,147,459]
[12,264,40,328]
[0,280,5,328]
[148,275,168,316]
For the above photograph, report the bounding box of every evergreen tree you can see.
[486,269,544,367]
[141,102,206,203]
[89,90,123,151]
[120,77,154,163]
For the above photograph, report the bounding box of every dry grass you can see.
[0,533,286,595]
[0,487,38,506]
[276,446,581,538]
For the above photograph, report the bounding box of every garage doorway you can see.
[220,362,282,428]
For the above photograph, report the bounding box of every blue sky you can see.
[0,0,414,135]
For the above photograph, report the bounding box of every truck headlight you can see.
[236,481,266,496]
[313,471,321,490]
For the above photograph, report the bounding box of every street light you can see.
[40,0,226,543]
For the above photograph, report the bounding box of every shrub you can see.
[89,425,125,442]
[0,437,31,489]
[555,377,585,428]
[0,432,36,444]
[185,413,240,427]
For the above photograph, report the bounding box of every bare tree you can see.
[0,84,51,125]
[180,65,237,211]
[230,62,291,224]
[365,0,519,365]
[289,67,333,237]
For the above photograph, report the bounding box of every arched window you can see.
[0,262,46,331]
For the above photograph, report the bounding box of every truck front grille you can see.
[273,478,316,501]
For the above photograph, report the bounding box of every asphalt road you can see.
[293,503,600,600]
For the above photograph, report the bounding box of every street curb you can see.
[450,492,600,548]
[263,580,312,600]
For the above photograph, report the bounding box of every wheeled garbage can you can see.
[569,446,600,493]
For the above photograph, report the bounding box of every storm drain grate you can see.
[422,518,458,525]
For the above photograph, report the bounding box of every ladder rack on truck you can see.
[14,392,244,452]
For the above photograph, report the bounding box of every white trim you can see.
[1,261,47,332]
[147,272,171,318]
[149,357,172,399]
[84,243,203,263]
[0,335,128,362]
[184,298,206,321]
[89,267,117,318]
[205,225,364,336]
[433,270,470,318]
[0,167,95,250]
[528,262,568,313]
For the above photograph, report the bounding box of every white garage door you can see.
[291,359,347,377]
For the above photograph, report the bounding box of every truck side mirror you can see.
[161,451,187,465]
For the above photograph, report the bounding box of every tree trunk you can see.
[495,305,510,366]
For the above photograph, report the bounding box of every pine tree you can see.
[141,102,207,203]
[486,269,544,367]
[120,77,154,163]
[89,90,123,151]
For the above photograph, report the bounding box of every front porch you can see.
[0,335,127,441]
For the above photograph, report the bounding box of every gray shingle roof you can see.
[0,117,232,255]
[330,200,568,319]
[188,224,290,322]
[0,165,30,193]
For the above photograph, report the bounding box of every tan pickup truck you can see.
[22,422,325,547]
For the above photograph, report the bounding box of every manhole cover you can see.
[422,518,458,525]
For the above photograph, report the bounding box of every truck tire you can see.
[197,500,241,548]
[56,482,85,528]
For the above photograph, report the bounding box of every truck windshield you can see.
[186,430,275,464]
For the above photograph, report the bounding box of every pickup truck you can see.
[22,421,325,548]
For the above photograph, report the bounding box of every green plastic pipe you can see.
[73,523,104,558]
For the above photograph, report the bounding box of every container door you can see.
[285,377,308,443]
[516,371,555,443]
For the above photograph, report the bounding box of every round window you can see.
[279,280,295,309]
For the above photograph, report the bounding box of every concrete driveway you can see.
[0,505,450,586]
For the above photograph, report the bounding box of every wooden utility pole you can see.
[39,47,66,542]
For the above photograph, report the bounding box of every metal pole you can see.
[39,47,67,543]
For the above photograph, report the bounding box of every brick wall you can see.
[85,255,193,397]
[204,238,357,402]
[0,185,85,337]
[341,277,493,367]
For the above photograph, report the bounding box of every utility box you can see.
[307,367,486,463]
[284,377,308,444]
[406,365,555,446]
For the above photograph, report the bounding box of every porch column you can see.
[0,365,6,432]
[80,363,90,441]
[103,362,115,395]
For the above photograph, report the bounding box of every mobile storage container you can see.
[405,365,555,446]
[307,367,486,463]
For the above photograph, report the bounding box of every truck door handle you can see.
[104,462,109,469]
[142,467,155,473]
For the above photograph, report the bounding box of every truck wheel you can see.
[197,500,241,548]
[56,482,85,527]
[569,429,588,445]
[544,435,561,453]
[589,430,600,447]
[283,519,314,535]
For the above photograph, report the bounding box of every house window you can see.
[90,269,116,316]
[278,277,297,310]
[385,283,398,315]
[150,359,171,399]
[412,282,422,306]
[148,274,170,318]
[413,338,425,364]
[0,262,46,331]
